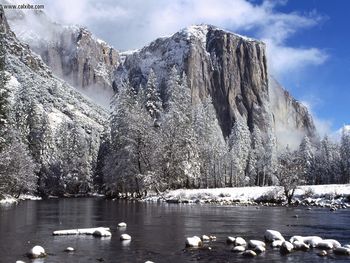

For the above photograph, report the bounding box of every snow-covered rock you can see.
[271,240,284,248]
[290,236,323,248]
[317,250,327,257]
[242,250,257,257]
[64,247,75,252]
[232,246,246,252]
[316,239,341,250]
[235,237,247,246]
[118,222,127,228]
[27,245,46,258]
[254,245,266,254]
[344,244,350,249]
[280,241,294,254]
[264,230,285,242]
[185,236,202,247]
[334,247,350,255]
[248,240,265,248]
[53,227,111,235]
[226,236,236,244]
[120,234,132,241]
[292,240,309,250]
[93,229,112,237]
[201,235,210,241]
[15,261,26,263]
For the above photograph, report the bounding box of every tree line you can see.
[1,63,350,199]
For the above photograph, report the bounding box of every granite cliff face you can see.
[5,8,119,106]
[4,4,317,149]
[117,25,316,146]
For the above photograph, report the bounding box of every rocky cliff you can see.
[117,25,316,147]
[4,7,119,107]
[1,6,108,194]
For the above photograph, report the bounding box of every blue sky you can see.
[265,0,350,134]
[24,0,349,134]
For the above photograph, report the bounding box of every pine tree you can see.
[298,135,314,184]
[193,97,226,188]
[340,128,350,183]
[145,69,162,124]
[228,117,251,187]
[105,81,155,197]
[161,67,200,189]
[0,131,37,198]
[0,26,10,150]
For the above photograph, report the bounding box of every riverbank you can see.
[0,194,42,205]
[142,184,350,209]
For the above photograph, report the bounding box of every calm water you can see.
[0,198,349,263]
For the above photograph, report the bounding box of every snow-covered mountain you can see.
[117,25,316,148]
[4,6,119,107]
[1,6,108,195]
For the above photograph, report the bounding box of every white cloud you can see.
[16,0,327,77]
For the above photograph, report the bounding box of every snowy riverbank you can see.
[142,184,350,208]
[0,194,42,205]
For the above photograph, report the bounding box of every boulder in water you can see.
[280,241,293,254]
[264,230,285,242]
[27,245,46,259]
[120,234,132,240]
[185,236,202,247]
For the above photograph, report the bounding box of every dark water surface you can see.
[0,198,349,263]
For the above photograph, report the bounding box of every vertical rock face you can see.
[5,8,120,105]
[117,25,316,146]
[269,77,317,148]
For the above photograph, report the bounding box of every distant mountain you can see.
[5,6,119,107]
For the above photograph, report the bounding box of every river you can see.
[0,198,349,262]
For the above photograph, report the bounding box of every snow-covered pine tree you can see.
[298,135,314,184]
[193,97,226,188]
[248,126,264,186]
[105,81,155,197]
[228,117,251,187]
[145,69,162,125]
[161,67,200,189]
[0,27,10,150]
[340,128,350,183]
[312,136,341,184]
[0,130,37,198]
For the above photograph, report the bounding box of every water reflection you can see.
[0,199,349,263]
